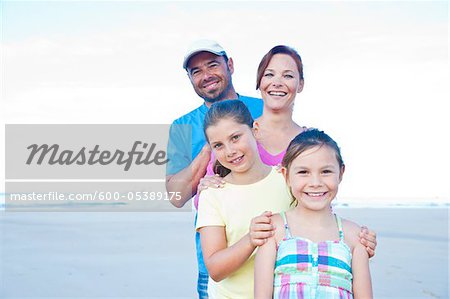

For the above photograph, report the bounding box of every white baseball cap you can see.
[183,39,227,70]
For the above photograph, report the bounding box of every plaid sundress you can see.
[273,212,353,299]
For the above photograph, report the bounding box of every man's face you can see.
[186,52,234,104]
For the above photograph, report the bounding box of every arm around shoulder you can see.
[166,144,211,208]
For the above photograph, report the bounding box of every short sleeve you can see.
[196,190,225,230]
[166,122,192,175]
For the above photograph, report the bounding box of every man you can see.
[166,40,377,298]
[165,39,263,298]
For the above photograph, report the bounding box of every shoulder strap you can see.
[280,212,292,239]
[335,214,344,241]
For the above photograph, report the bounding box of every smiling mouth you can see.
[268,91,287,97]
[203,80,220,89]
[305,192,327,198]
[229,155,244,164]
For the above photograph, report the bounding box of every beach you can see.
[1,207,448,298]
[336,207,449,299]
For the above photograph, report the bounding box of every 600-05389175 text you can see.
[8,191,182,202]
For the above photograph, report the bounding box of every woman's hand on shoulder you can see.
[197,174,226,194]
[359,226,377,258]
[343,218,377,258]
[342,219,366,252]
[341,218,377,257]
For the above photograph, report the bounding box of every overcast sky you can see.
[1,1,448,203]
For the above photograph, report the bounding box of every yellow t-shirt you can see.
[196,167,292,299]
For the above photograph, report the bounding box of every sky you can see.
[1,1,449,204]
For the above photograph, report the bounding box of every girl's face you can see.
[206,117,258,175]
[282,145,344,212]
[259,54,304,112]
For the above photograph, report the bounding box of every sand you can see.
[0,207,448,298]
[336,207,448,299]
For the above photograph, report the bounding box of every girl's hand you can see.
[197,174,226,193]
[249,211,275,247]
[359,226,377,258]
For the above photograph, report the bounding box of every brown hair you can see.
[256,45,304,90]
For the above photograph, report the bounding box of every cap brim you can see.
[183,49,226,70]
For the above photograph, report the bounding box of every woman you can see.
[196,45,377,298]
[199,45,376,249]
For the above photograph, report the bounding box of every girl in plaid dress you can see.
[254,129,373,299]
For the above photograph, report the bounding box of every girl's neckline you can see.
[280,213,345,244]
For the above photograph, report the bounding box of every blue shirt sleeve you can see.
[166,122,193,176]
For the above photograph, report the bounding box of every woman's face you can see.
[206,117,258,175]
[259,54,304,112]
